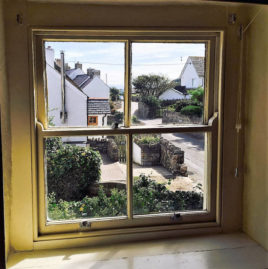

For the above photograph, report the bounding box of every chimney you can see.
[87,68,100,79]
[64,63,70,71]
[75,61,82,70]
[46,46,55,67]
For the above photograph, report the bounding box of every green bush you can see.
[48,174,203,220]
[46,138,101,201]
[141,96,161,118]
[180,105,203,117]
[174,99,198,112]
[134,135,160,145]
[114,111,123,124]
[132,115,140,124]
[188,87,204,104]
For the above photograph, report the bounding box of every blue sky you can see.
[46,41,205,90]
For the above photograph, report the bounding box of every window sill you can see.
[7,233,267,269]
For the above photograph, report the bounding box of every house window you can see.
[88,116,98,126]
[33,29,223,237]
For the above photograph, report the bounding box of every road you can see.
[139,116,205,183]
[161,133,204,183]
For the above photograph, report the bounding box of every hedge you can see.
[46,138,101,201]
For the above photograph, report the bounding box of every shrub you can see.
[114,111,123,124]
[180,105,203,117]
[174,99,198,112]
[141,96,161,118]
[188,87,204,104]
[132,115,140,124]
[46,138,101,201]
[48,174,203,220]
[134,135,160,145]
[160,99,177,108]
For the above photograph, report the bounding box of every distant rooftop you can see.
[87,98,111,115]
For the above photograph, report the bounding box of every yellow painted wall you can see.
[1,0,256,253]
[243,6,268,251]
[0,0,11,259]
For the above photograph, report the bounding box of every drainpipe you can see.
[60,51,67,123]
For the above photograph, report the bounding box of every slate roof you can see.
[179,56,205,79]
[87,98,111,115]
[190,56,205,77]
[73,74,92,89]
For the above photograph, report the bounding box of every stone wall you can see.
[87,138,108,153]
[162,110,202,124]
[138,102,150,119]
[160,138,187,176]
[107,139,119,162]
[135,142,161,166]
[134,138,187,176]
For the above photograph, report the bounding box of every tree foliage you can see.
[46,138,102,201]
[48,174,203,220]
[188,87,204,104]
[132,75,176,97]
[110,87,120,101]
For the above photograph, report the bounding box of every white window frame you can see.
[31,28,223,239]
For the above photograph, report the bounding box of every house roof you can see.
[73,74,92,89]
[179,56,205,78]
[190,56,205,77]
[87,98,111,115]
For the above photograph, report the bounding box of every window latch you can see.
[80,220,91,228]
[171,213,181,221]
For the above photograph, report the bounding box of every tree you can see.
[188,87,204,104]
[132,74,176,97]
[110,87,120,101]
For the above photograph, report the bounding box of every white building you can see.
[45,47,111,142]
[159,88,190,101]
[179,56,205,89]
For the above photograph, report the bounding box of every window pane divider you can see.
[37,124,213,137]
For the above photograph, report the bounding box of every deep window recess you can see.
[33,30,222,236]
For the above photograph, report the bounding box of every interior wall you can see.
[243,5,268,251]
[0,0,11,259]
[3,0,251,251]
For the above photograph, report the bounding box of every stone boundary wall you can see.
[135,142,161,166]
[162,110,202,124]
[87,138,108,153]
[160,138,187,176]
[87,138,119,162]
[107,139,119,162]
[138,102,150,119]
[134,138,187,176]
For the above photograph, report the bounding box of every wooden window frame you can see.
[88,116,98,126]
[31,28,224,242]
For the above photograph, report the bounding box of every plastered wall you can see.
[2,0,252,252]
[243,6,268,251]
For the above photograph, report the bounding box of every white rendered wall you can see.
[46,63,88,143]
[133,142,141,165]
[45,47,55,67]
[159,89,186,100]
[181,59,204,89]
[82,77,110,98]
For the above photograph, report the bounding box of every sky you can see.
[46,41,205,90]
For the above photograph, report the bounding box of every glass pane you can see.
[131,43,205,127]
[132,132,205,215]
[44,41,125,128]
[45,135,127,221]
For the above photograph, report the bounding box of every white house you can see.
[45,47,111,143]
[159,88,190,101]
[179,56,205,89]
